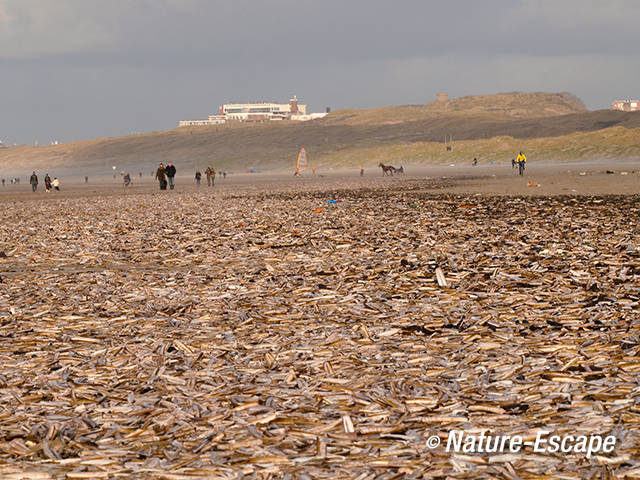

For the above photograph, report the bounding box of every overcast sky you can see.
[1,0,639,145]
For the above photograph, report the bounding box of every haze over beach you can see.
[1,1,640,479]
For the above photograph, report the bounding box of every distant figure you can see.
[1,179,4,186]
[205,166,213,186]
[511,158,516,169]
[44,174,52,192]
[195,170,201,185]
[446,145,452,151]
[52,177,60,191]
[165,162,176,189]
[210,167,216,186]
[139,172,142,179]
[360,166,364,176]
[223,171,226,179]
[516,151,527,176]
[312,166,316,176]
[123,172,131,187]
[155,163,167,190]
[84,175,88,183]
[30,172,38,192]
[472,158,478,166]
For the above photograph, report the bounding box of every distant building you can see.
[178,115,226,127]
[178,96,327,126]
[222,97,307,121]
[611,100,640,112]
[436,92,448,102]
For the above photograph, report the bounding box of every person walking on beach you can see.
[204,166,212,186]
[360,166,364,177]
[516,151,527,176]
[155,163,167,190]
[52,177,60,191]
[195,170,201,185]
[165,162,176,190]
[30,171,38,192]
[44,174,52,192]
[210,167,216,186]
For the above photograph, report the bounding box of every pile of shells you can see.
[0,178,639,479]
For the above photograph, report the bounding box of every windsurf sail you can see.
[296,147,307,174]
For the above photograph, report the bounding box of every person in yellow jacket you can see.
[516,151,527,175]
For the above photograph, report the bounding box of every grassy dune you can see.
[313,126,640,167]
[2,92,640,172]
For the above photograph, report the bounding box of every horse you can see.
[379,163,394,176]
[392,166,404,175]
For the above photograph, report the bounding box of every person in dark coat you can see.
[155,163,167,190]
[30,171,38,192]
[195,170,201,185]
[165,162,176,190]
[44,174,52,192]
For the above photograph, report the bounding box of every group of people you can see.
[29,172,60,192]
[469,151,527,175]
[195,167,226,186]
[155,162,177,190]
[155,163,229,190]
[13,164,232,192]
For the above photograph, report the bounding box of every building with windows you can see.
[611,100,640,112]
[178,115,226,127]
[179,96,326,126]
[222,97,306,121]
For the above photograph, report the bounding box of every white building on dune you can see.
[178,96,327,126]
[611,99,640,112]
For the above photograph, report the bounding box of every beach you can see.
[0,159,639,478]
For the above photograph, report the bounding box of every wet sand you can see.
[2,159,639,202]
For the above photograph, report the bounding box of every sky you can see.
[1,0,640,145]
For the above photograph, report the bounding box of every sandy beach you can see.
[2,158,639,202]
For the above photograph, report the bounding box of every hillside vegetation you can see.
[2,92,640,172]
[317,126,640,167]
[325,92,587,126]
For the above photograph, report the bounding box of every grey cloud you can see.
[1,0,640,144]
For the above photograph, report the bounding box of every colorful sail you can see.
[296,148,307,174]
